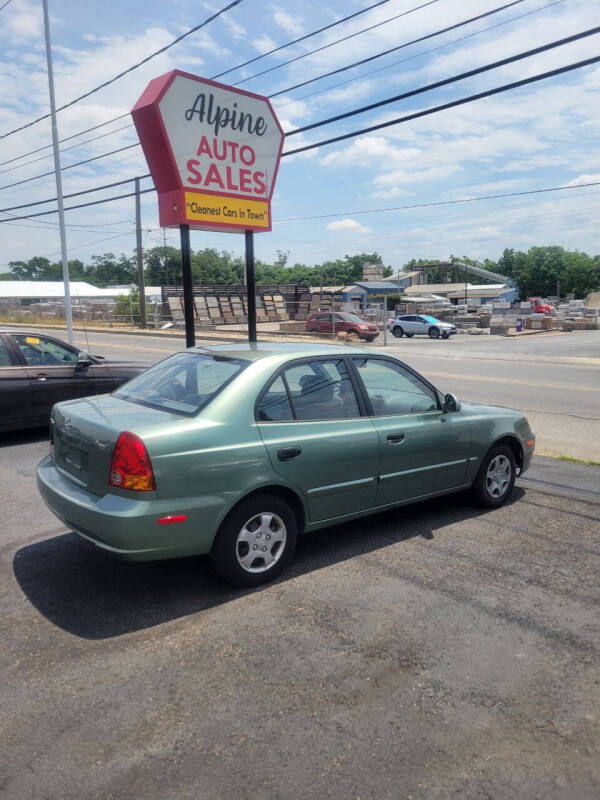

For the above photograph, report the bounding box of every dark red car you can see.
[306,312,378,342]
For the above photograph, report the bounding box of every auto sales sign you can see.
[132,71,284,233]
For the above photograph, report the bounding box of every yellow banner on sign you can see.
[184,192,269,229]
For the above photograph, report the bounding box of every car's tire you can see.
[472,444,516,508]
[428,327,440,339]
[392,326,404,338]
[211,493,298,587]
[308,327,319,333]
[441,331,450,339]
[365,336,377,342]
[405,333,414,338]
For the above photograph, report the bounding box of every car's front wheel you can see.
[441,331,450,339]
[392,326,404,337]
[428,327,440,339]
[211,493,298,587]
[472,444,516,508]
[405,333,414,338]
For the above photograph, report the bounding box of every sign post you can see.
[132,71,284,344]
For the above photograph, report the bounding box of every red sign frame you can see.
[131,70,285,233]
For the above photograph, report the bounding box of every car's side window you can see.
[13,334,78,366]
[257,376,294,422]
[353,358,438,415]
[0,339,13,366]
[283,359,360,420]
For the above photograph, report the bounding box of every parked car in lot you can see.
[389,314,456,339]
[0,330,149,432]
[306,312,378,341]
[37,342,535,587]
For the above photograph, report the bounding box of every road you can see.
[1,428,598,799]
[11,325,600,461]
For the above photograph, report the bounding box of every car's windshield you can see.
[114,352,248,415]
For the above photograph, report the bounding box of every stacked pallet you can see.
[230,294,244,322]
[194,296,210,324]
[255,294,269,323]
[168,296,184,322]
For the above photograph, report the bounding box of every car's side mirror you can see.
[443,393,461,413]
[76,351,93,367]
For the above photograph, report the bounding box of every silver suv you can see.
[390,314,456,339]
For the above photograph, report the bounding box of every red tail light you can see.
[109,431,156,492]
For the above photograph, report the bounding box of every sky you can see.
[0,0,599,274]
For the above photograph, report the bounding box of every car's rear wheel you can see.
[472,444,516,508]
[210,494,298,587]
[428,327,440,339]
[392,326,404,337]
[308,327,319,333]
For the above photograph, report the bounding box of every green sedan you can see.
[37,343,535,587]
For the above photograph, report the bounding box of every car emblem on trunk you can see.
[64,419,73,431]
[94,440,110,451]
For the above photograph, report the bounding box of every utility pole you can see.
[42,0,73,344]
[556,278,560,308]
[134,177,147,328]
[245,230,257,343]
[179,225,195,348]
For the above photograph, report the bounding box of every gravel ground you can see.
[1,432,599,799]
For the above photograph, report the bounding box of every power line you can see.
[0,10,561,194]
[270,0,528,99]
[0,143,140,191]
[286,26,600,137]
[3,48,597,219]
[0,0,15,11]
[0,176,150,213]
[233,0,441,87]
[0,123,134,175]
[0,2,395,165]
[212,0,392,79]
[282,54,600,157]
[0,0,244,140]
[3,178,599,227]
[0,188,155,221]
[275,0,566,110]
[0,114,131,168]
[276,181,600,223]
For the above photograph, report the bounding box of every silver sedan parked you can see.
[389,314,456,339]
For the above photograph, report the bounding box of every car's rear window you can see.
[114,352,248,416]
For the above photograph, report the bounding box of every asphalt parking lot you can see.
[1,427,599,799]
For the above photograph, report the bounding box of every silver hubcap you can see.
[236,512,287,573]
[486,455,512,498]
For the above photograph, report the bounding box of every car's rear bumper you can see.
[37,456,224,560]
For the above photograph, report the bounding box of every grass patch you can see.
[556,455,600,467]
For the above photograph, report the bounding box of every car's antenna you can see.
[75,290,98,396]
[76,290,92,357]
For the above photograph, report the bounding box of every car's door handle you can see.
[277,446,302,461]
[387,433,405,445]
[34,373,48,381]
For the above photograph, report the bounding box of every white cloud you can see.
[373,164,462,188]
[326,219,371,234]
[272,10,303,36]
[5,0,43,40]
[563,173,600,187]
[252,35,276,53]
[221,15,246,39]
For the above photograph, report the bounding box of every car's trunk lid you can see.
[51,394,178,496]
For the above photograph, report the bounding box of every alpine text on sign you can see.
[132,71,284,233]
